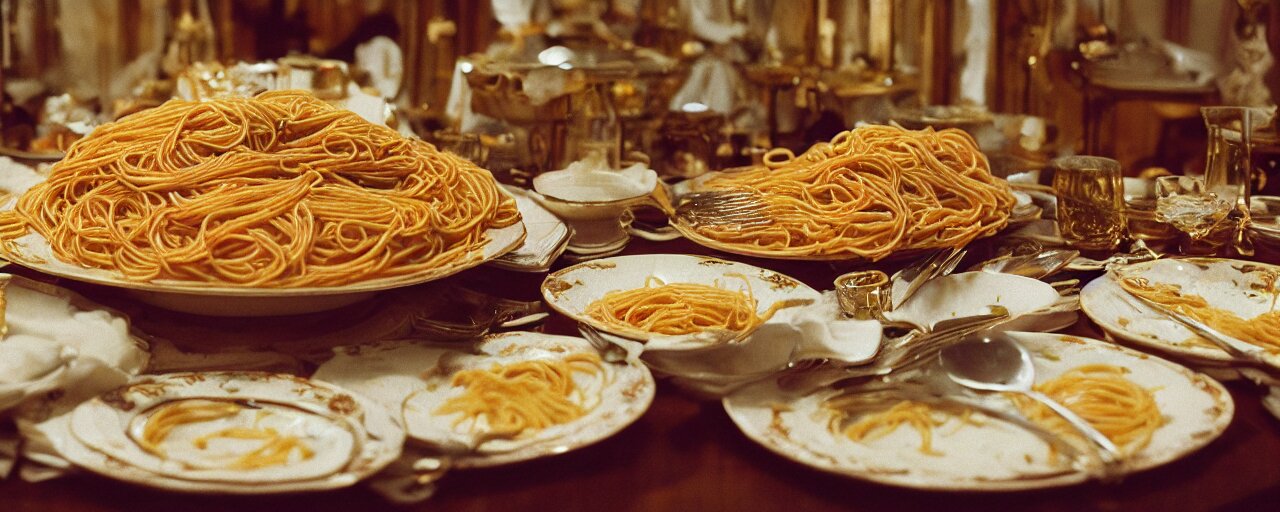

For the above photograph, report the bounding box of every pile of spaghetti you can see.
[0,90,520,287]
[435,352,606,438]
[693,125,1014,259]
[1011,364,1164,455]
[584,275,801,338]
[1119,276,1280,352]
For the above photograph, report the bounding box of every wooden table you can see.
[6,237,1280,512]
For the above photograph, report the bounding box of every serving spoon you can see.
[938,331,1120,463]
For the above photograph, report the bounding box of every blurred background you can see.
[0,0,1276,182]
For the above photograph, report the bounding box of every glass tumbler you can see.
[1052,156,1126,252]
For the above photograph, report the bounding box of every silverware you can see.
[777,311,1009,392]
[673,190,772,228]
[1067,240,1162,271]
[1118,285,1274,368]
[938,331,1120,465]
[968,248,1079,279]
[890,247,967,310]
[821,381,1093,477]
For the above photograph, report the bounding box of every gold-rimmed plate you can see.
[723,331,1232,491]
[1080,257,1280,366]
[541,253,822,345]
[0,195,526,316]
[42,372,404,494]
[312,331,654,468]
[656,172,1032,262]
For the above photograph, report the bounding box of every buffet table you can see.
[6,236,1280,512]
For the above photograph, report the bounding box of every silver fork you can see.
[819,376,1106,479]
[1117,285,1276,368]
[673,190,773,228]
[775,312,1009,392]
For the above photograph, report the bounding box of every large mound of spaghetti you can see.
[0,90,520,287]
[695,125,1014,259]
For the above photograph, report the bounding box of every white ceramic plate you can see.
[489,186,572,272]
[0,192,525,316]
[313,331,654,468]
[1080,258,1280,366]
[542,254,821,343]
[723,331,1233,491]
[46,372,403,494]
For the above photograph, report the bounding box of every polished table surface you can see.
[6,236,1280,512]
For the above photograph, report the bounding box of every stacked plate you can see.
[37,372,404,494]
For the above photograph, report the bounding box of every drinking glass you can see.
[1051,156,1126,251]
[1202,106,1275,207]
[1155,175,1238,254]
[1202,107,1277,256]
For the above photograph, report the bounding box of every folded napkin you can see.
[632,292,881,395]
[884,271,1062,331]
[0,277,147,481]
[1265,387,1280,422]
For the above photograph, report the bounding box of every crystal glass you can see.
[1200,107,1277,256]
[1052,156,1126,251]
[1155,175,1238,241]
[1202,106,1275,207]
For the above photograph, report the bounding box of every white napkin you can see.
[0,277,148,480]
[1264,387,1280,422]
[669,56,741,114]
[0,158,47,200]
[354,36,404,99]
[337,84,391,127]
[753,291,882,362]
[883,271,1062,331]
[633,292,881,394]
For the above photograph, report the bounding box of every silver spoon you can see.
[938,331,1120,462]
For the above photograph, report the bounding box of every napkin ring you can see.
[834,270,890,320]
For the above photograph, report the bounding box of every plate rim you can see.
[0,215,526,297]
[540,253,822,342]
[721,330,1235,491]
[1078,257,1280,364]
[52,371,405,494]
